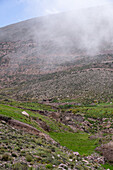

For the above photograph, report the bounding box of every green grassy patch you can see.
[101,163,113,170]
[50,132,99,156]
[0,104,45,132]
[69,104,113,119]
[0,99,56,112]
[0,104,71,133]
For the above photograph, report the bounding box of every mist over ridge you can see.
[1,3,113,56]
[0,3,113,100]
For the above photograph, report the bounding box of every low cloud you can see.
[45,8,60,15]
[18,0,113,57]
[17,0,112,17]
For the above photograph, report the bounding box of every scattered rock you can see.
[73,152,79,156]
[87,153,105,164]
[22,111,29,117]
[58,163,68,169]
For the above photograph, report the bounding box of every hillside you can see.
[0,99,113,169]
[0,6,113,102]
[0,7,113,169]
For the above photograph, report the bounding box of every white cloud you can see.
[55,0,111,10]
[17,0,112,17]
[45,8,60,15]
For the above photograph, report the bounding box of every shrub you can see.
[59,104,73,109]
[12,153,17,157]
[12,162,28,170]
[20,150,26,156]
[45,164,53,169]
[2,153,10,161]
[26,154,33,162]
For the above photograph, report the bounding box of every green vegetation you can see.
[0,99,56,112]
[50,132,99,156]
[0,103,72,133]
[0,104,43,131]
[66,104,113,119]
[0,99,113,169]
[0,122,76,169]
[101,164,113,170]
[26,154,33,162]
[59,104,74,109]
[45,164,53,169]
[1,153,11,161]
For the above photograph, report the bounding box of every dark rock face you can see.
[0,115,11,122]
[36,118,51,132]
[8,119,40,135]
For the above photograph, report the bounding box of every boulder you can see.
[22,111,29,117]
[96,141,113,163]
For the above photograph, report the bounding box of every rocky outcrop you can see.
[96,141,113,163]
[0,114,11,122]
[35,117,51,132]
[0,114,56,144]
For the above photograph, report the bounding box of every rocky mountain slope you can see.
[0,121,105,169]
[0,6,113,101]
[0,6,113,169]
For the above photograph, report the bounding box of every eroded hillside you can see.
[0,99,113,169]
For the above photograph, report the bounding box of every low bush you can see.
[26,154,33,162]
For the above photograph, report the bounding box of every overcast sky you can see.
[0,0,112,27]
